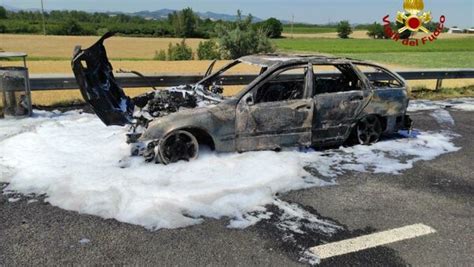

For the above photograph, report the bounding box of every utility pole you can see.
[40,0,46,35]
[291,14,294,39]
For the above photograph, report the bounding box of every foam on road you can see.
[0,105,462,230]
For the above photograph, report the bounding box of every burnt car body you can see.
[72,33,412,164]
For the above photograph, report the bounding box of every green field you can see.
[282,26,336,34]
[274,37,474,68]
[341,52,474,68]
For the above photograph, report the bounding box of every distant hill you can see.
[3,5,292,24]
[130,9,263,22]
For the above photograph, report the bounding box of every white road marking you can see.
[310,223,436,260]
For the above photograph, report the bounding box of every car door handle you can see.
[295,104,312,110]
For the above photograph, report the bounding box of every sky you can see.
[2,0,473,27]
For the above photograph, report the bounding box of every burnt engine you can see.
[126,84,223,144]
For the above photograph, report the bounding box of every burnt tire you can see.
[158,130,199,165]
[356,115,383,145]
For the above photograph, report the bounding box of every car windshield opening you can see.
[198,61,264,97]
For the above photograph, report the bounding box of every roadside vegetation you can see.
[410,85,474,100]
[0,6,283,40]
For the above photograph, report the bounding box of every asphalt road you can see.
[1,109,473,266]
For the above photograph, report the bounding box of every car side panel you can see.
[361,87,409,133]
[235,99,314,152]
[140,102,237,152]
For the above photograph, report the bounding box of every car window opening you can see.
[255,66,307,103]
[313,64,363,96]
[353,63,403,88]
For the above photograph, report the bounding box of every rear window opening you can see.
[354,63,404,88]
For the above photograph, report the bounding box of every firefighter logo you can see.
[396,0,432,33]
[382,0,445,46]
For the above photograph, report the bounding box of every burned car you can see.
[72,33,412,164]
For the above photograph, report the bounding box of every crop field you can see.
[0,34,205,60]
[282,31,474,40]
[275,37,474,68]
[274,37,474,54]
[282,26,336,34]
[0,34,473,106]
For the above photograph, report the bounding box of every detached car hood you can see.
[72,32,133,126]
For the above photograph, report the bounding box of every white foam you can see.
[431,109,455,126]
[0,110,460,230]
[409,98,474,112]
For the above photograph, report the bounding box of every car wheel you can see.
[356,115,383,145]
[158,130,199,164]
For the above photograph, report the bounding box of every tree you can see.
[167,39,193,61]
[337,20,353,39]
[260,18,283,38]
[197,40,221,60]
[0,6,7,19]
[169,8,198,38]
[216,11,275,59]
[367,22,388,39]
[59,19,85,35]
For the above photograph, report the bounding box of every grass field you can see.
[282,26,336,34]
[274,37,474,54]
[341,52,474,68]
[274,37,474,68]
[282,31,474,40]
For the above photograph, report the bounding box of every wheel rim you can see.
[159,131,199,164]
[357,116,382,145]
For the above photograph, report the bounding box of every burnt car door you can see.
[311,63,372,145]
[72,32,134,126]
[353,63,410,121]
[235,64,314,152]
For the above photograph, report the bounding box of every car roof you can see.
[238,54,354,67]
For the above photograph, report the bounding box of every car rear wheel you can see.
[158,130,199,164]
[356,115,383,145]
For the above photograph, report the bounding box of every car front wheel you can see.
[356,115,383,145]
[158,130,199,164]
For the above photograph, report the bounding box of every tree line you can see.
[0,6,283,39]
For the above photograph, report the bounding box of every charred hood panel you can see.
[72,32,133,126]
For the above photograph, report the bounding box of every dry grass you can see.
[0,34,204,59]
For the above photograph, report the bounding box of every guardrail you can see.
[29,69,474,91]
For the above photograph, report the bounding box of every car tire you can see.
[355,115,383,145]
[158,130,199,165]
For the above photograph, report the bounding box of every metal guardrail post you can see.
[435,79,443,90]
